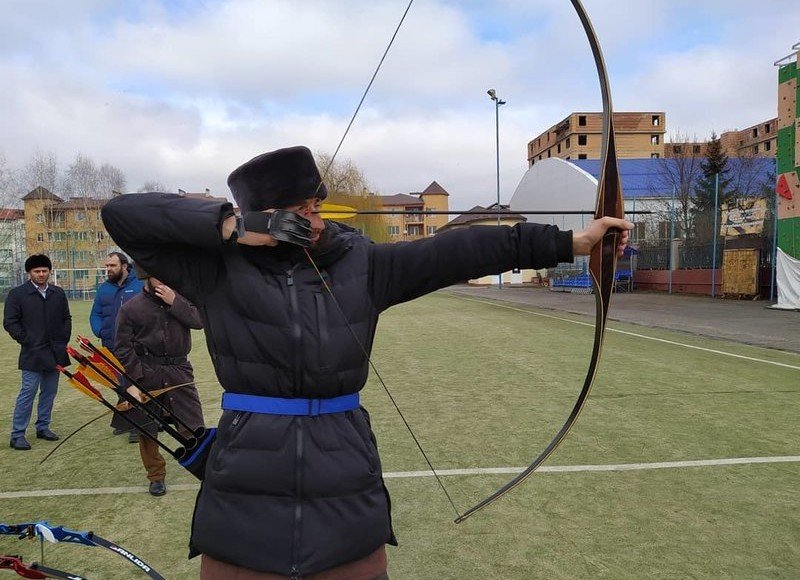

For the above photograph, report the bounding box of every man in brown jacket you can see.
[114,268,205,496]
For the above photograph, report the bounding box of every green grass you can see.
[1,294,799,579]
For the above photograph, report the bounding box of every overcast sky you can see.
[1,0,798,209]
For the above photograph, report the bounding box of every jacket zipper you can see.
[287,269,302,393]
[290,419,304,579]
[287,268,304,578]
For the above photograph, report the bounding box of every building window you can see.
[692,145,701,154]
[96,231,105,242]
[652,115,660,126]
[578,134,587,146]
[74,211,86,221]
[557,144,561,153]
[651,153,660,159]
[35,214,44,224]
[388,226,400,236]
[566,137,571,148]
[752,128,758,138]
[578,115,587,126]
[407,225,422,236]
[765,140,772,151]
[753,145,759,154]
[547,150,551,158]
[651,135,660,145]
[672,145,682,154]
[530,159,535,166]
[578,154,587,160]
[765,123,771,133]
[633,222,646,241]
[426,225,437,236]
[36,233,44,242]
[538,155,542,160]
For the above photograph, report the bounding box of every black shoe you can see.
[36,429,59,441]
[128,432,140,444]
[148,480,166,496]
[113,428,125,435]
[10,436,31,450]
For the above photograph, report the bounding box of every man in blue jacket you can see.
[3,254,71,450]
[90,251,143,441]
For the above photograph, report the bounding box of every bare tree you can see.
[97,163,127,197]
[314,152,389,243]
[14,149,59,198]
[650,131,705,239]
[137,180,169,192]
[63,154,99,199]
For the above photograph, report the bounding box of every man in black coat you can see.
[3,254,71,450]
[102,146,632,579]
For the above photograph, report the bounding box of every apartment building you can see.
[527,112,666,165]
[666,118,778,158]
[377,181,449,241]
[22,187,116,296]
[0,208,26,295]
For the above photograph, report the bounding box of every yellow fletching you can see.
[67,377,101,401]
[318,203,358,219]
[79,365,116,388]
[99,346,125,372]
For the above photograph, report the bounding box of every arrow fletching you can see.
[317,203,358,219]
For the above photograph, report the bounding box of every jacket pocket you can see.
[347,408,379,473]
[314,292,330,373]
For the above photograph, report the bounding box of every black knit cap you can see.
[227,146,328,212]
[24,254,52,272]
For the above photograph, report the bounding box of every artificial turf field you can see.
[0,293,798,579]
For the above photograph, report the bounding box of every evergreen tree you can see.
[692,132,732,240]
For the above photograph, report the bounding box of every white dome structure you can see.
[509,158,598,234]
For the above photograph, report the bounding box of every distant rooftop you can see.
[569,157,776,198]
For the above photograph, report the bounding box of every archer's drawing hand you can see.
[126,385,146,403]
[572,217,634,257]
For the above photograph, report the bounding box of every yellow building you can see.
[528,112,666,165]
[22,187,115,297]
[377,181,450,242]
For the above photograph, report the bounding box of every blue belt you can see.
[221,392,360,417]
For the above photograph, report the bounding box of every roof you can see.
[0,208,24,220]
[377,193,423,207]
[22,187,63,202]
[180,190,230,202]
[437,205,526,232]
[569,157,776,199]
[419,181,449,196]
[58,197,107,209]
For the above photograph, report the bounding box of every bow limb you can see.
[0,523,165,580]
[0,555,88,580]
[454,0,624,523]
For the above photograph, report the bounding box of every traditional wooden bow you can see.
[454,0,625,522]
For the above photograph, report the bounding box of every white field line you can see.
[2,456,799,499]
[451,295,800,371]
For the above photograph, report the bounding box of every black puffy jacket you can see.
[102,193,572,576]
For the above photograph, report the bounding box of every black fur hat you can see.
[227,146,328,212]
[24,254,52,272]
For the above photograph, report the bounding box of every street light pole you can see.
[487,88,506,290]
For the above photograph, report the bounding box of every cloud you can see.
[0,0,797,210]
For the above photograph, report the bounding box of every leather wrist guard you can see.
[241,210,313,247]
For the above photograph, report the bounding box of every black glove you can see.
[242,210,313,247]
